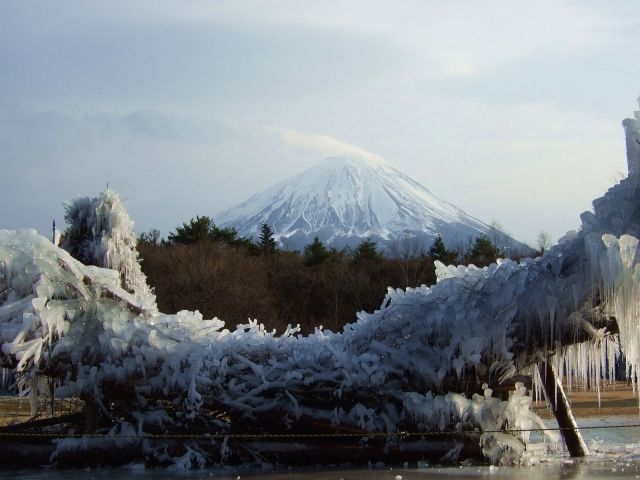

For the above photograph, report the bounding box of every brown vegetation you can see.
[533,382,639,418]
[138,241,437,333]
[0,397,82,427]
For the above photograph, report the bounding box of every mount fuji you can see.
[216,156,512,253]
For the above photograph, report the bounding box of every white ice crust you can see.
[0,228,561,465]
[62,189,154,304]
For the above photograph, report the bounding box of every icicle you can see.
[592,234,640,397]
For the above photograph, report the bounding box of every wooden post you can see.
[83,399,98,433]
[537,359,587,457]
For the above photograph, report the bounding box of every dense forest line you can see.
[135,216,538,334]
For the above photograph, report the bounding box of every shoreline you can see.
[1,382,638,427]
[533,381,640,418]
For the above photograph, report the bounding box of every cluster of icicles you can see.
[530,171,640,405]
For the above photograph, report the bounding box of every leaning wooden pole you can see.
[537,359,587,457]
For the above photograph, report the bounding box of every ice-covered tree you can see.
[63,189,154,303]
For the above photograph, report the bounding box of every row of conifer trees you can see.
[137,216,514,333]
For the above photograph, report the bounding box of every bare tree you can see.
[488,220,513,257]
[390,232,425,287]
[536,231,551,255]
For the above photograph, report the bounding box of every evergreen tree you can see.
[303,236,330,266]
[168,216,250,248]
[469,235,499,267]
[258,223,277,254]
[168,215,214,244]
[210,225,243,246]
[352,239,382,264]
[138,228,161,246]
[429,234,456,264]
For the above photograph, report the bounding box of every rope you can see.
[1,423,639,440]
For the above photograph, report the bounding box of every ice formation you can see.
[1,103,640,468]
[62,189,154,305]
[622,96,640,176]
[0,230,560,466]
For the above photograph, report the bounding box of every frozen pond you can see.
[3,416,640,480]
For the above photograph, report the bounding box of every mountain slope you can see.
[216,156,506,252]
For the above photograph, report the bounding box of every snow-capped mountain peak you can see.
[216,156,496,251]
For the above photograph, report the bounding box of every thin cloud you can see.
[267,126,386,164]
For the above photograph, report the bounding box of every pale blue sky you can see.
[1,0,638,246]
